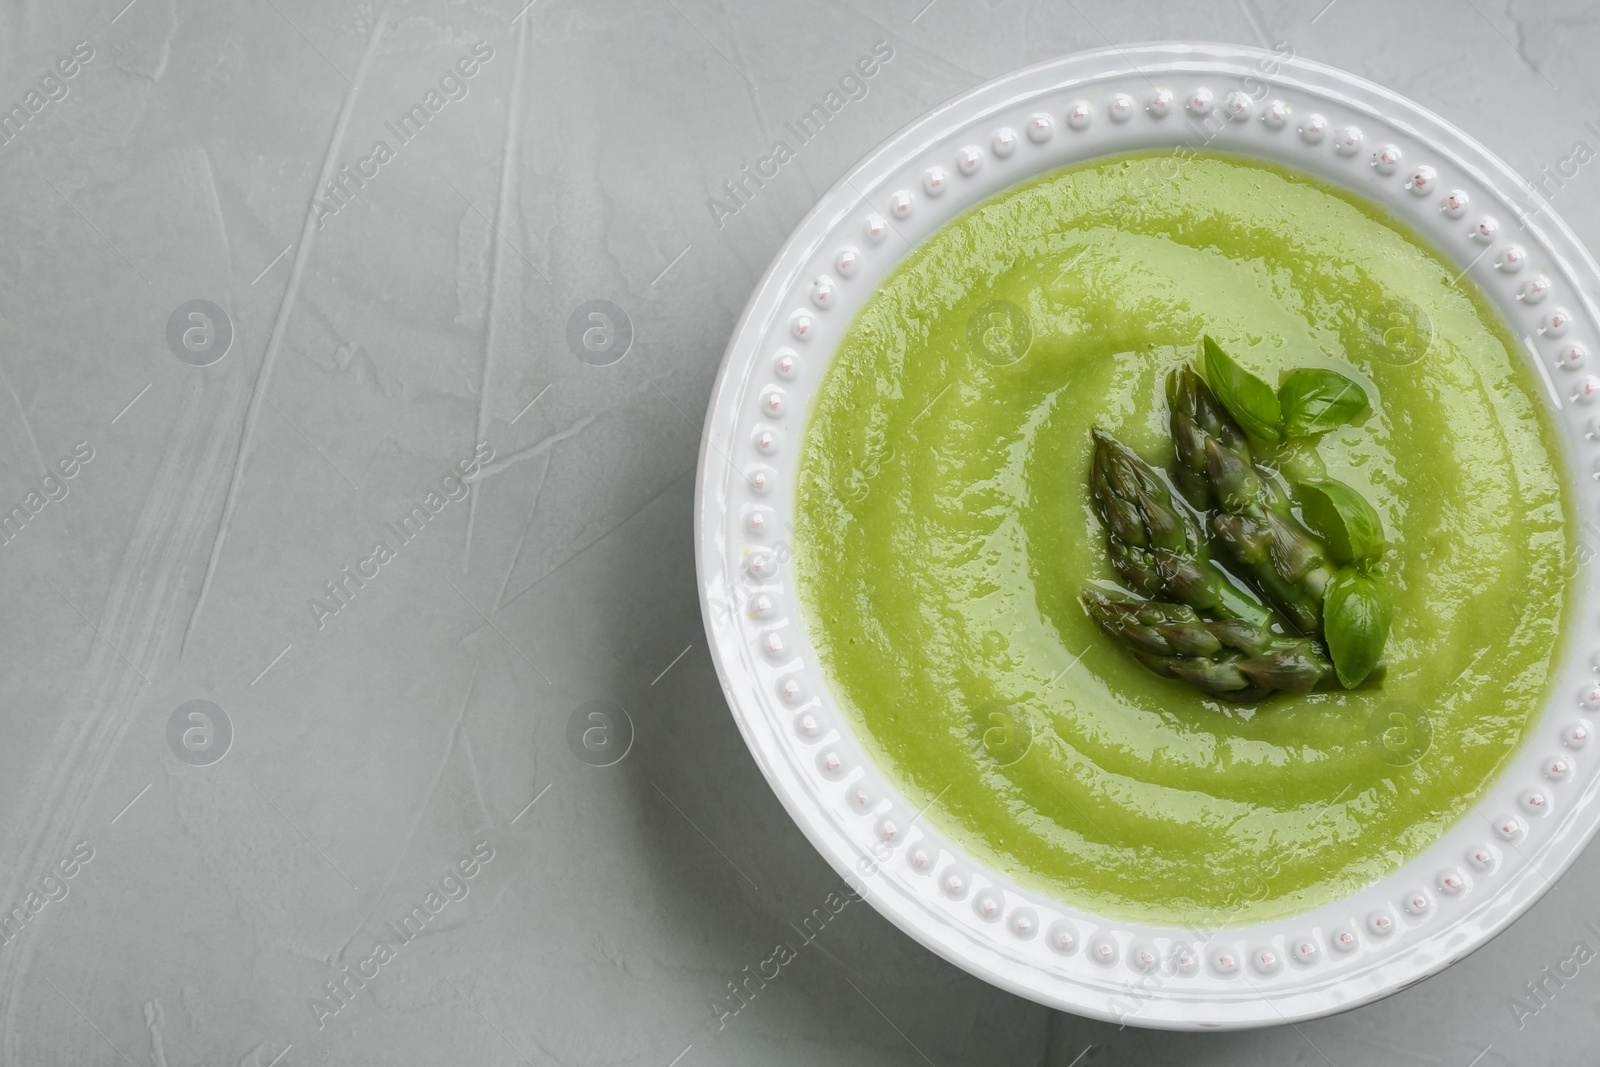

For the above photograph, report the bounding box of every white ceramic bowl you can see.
[694,42,1600,1029]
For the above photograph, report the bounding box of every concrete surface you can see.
[1,0,1597,1064]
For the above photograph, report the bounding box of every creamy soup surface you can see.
[794,152,1573,924]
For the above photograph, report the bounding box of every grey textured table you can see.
[3,0,1597,1064]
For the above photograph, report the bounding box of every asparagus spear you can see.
[1088,428,1269,627]
[1166,365,1335,634]
[1079,586,1334,702]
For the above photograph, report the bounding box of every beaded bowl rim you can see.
[694,41,1600,1029]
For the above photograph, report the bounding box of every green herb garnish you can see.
[1079,336,1392,704]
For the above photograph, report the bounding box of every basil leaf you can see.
[1297,478,1385,565]
[1203,336,1282,444]
[1279,368,1370,438]
[1324,567,1393,689]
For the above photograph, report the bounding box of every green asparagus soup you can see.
[794,152,1574,925]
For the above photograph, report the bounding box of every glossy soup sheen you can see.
[793,152,1574,925]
